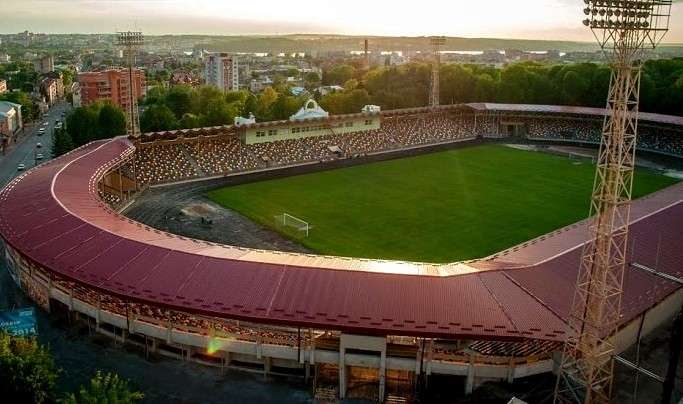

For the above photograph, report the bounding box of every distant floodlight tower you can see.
[116,31,144,137]
[429,36,446,108]
[555,1,672,404]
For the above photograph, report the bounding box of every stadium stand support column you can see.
[465,354,475,394]
[95,297,101,330]
[379,349,387,402]
[506,358,515,383]
[256,336,263,360]
[264,357,272,380]
[339,345,347,399]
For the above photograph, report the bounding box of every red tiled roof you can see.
[0,137,681,342]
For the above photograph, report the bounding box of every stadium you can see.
[1,102,682,401]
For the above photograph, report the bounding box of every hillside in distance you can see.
[179,34,602,53]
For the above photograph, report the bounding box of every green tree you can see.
[140,104,178,133]
[193,85,225,115]
[561,70,590,105]
[201,99,238,126]
[144,86,168,106]
[0,332,59,404]
[61,371,143,404]
[66,105,99,146]
[52,127,75,157]
[242,93,259,117]
[224,90,249,111]
[271,95,304,120]
[164,86,192,119]
[96,103,127,139]
[179,113,201,129]
[441,64,476,104]
[343,79,359,92]
[304,72,321,86]
[473,74,497,102]
[256,86,279,120]
[324,64,356,85]
[61,69,75,88]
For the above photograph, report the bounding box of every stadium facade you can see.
[1,103,681,401]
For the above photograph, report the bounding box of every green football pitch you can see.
[207,145,678,263]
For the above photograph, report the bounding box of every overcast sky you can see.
[3,0,683,42]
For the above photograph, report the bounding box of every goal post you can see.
[280,213,310,237]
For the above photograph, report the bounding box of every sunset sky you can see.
[4,0,683,42]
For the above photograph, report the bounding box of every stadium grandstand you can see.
[0,101,681,401]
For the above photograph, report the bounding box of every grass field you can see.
[207,145,678,263]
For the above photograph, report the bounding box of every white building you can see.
[289,99,329,121]
[204,53,239,91]
[0,101,23,146]
[234,113,256,126]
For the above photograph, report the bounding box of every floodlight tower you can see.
[116,31,144,138]
[555,1,672,404]
[429,36,446,108]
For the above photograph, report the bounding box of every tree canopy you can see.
[65,102,127,148]
[61,371,144,404]
[0,332,59,404]
[319,58,683,116]
[141,85,309,131]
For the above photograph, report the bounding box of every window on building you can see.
[291,127,300,134]
[268,129,277,136]
[256,131,265,137]
[345,121,353,127]
[365,120,373,125]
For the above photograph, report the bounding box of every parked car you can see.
[36,142,42,148]
[17,163,25,171]
[36,153,44,160]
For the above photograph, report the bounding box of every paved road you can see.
[0,101,70,187]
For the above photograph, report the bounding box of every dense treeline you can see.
[138,58,682,134]
[53,102,127,157]
[318,58,683,116]
[140,85,308,133]
[0,332,143,404]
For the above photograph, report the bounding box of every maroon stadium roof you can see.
[466,103,683,127]
[0,137,681,342]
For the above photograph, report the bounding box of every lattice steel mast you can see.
[429,36,446,108]
[117,31,144,138]
[555,1,672,403]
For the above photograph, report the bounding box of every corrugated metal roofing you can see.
[466,103,683,127]
[0,136,681,342]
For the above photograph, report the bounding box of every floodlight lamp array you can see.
[117,31,144,47]
[581,0,670,29]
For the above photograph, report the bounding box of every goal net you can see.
[278,213,310,237]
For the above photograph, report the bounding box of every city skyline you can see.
[4,0,683,42]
